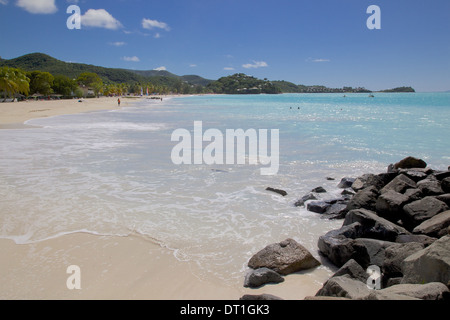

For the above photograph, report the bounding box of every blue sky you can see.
[1,0,449,91]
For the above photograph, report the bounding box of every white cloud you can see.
[189,64,197,68]
[142,18,170,31]
[122,56,140,62]
[81,9,123,30]
[154,66,167,71]
[16,0,57,14]
[223,67,235,71]
[110,42,126,46]
[242,61,268,69]
[0,0,9,5]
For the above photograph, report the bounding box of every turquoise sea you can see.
[0,93,449,286]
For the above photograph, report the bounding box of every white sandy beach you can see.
[0,97,133,128]
[0,97,328,300]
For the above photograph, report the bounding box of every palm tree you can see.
[0,67,30,101]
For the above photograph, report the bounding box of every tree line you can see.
[0,66,209,101]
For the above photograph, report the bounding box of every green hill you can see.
[0,53,213,87]
[207,73,281,94]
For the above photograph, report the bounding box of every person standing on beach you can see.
[118,98,121,106]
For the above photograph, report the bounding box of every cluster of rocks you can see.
[244,157,450,300]
[243,238,320,289]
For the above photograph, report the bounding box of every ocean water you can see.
[0,93,449,286]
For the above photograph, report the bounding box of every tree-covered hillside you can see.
[207,73,281,94]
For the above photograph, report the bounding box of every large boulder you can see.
[435,194,450,206]
[382,242,425,278]
[244,267,284,288]
[395,234,437,247]
[346,186,379,211]
[380,174,417,195]
[343,208,410,241]
[401,235,450,285]
[413,210,450,238]
[398,169,429,182]
[442,177,450,193]
[375,190,410,222]
[338,177,356,189]
[402,197,449,229]
[353,238,397,268]
[307,201,331,214]
[394,157,427,170]
[318,223,367,267]
[365,283,448,300]
[367,283,448,300]
[417,178,444,196]
[315,275,371,299]
[331,259,369,283]
[318,224,396,268]
[248,238,320,275]
[351,174,385,192]
[324,202,349,219]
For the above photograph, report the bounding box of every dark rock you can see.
[338,177,355,189]
[366,282,448,300]
[365,291,420,300]
[240,294,284,300]
[324,203,348,219]
[341,189,355,196]
[331,259,369,283]
[326,177,335,181]
[346,186,379,211]
[307,201,331,214]
[311,186,327,193]
[396,234,437,247]
[394,156,427,169]
[434,171,450,181]
[353,238,397,268]
[266,187,287,197]
[375,190,410,222]
[294,192,317,207]
[435,194,450,206]
[382,242,425,278]
[318,223,367,267]
[352,174,385,192]
[378,172,398,186]
[386,277,403,287]
[402,197,449,229]
[248,238,320,275]
[343,208,410,242]
[399,169,429,182]
[401,235,450,285]
[380,174,417,195]
[417,178,444,196]
[413,210,450,238]
[244,267,284,288]
[441,177,450,193]
[404,188,423,202]
[315,275,371,299]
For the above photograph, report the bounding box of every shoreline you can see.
[0,96,164,129]
[0,232,330,300]
[0,94,204,129]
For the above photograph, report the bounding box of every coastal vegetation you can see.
[0,53,416,100]
[206,73,281,94]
